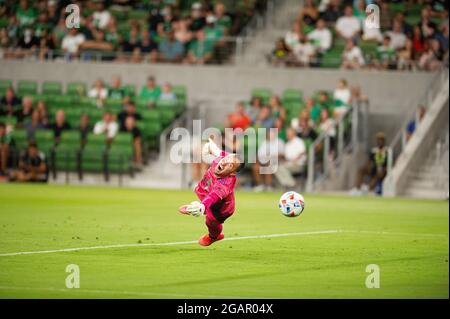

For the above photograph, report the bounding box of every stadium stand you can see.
[269,0,449,70]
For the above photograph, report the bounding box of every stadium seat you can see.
[86,133,107,146]
[67,82,87,96]
[251,88,272,104]
[282,89,303,104]
[105,98,123,112]
[0,79,12,94]
[113,132,133,146]
[35,130,55,152]
[141,109,160,121]
[158,109,177,127]
[12,129,28,151]
[80,144,106,172]
[17,80,38,96]
[42,81,62,95]
[0,116,17,126]
[124,84,136,97]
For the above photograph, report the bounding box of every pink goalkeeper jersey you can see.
[195,151,236,215]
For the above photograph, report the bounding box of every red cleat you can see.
[198,233,224,246]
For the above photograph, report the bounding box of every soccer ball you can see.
[278,191,305,217]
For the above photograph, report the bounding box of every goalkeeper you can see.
[179,136,241,246]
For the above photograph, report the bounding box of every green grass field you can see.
[0,184,448,299]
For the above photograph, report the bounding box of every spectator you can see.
[351,132,388,195]
[9,142,47,182]
[0,87,21,117]
[252,130,285,192]
[386,19,408,50]
[92,0,112,30]
[304,97,321,124]
[318,108,336,153]
[214,2,232,35]
[295,113,318,141]
[280,127,307,175]
[204,13,225,47]
[159,82,177,101]
[341,39,365,69]
[412,25,425,56]
[79,29,114,59]
[93,111,119,141]
[307,19,332,53]
[0,122,11,175]
[88,79,109,108]
[16,0,37,28]
[190,2,206,32]
[335,5,361,40]
[226,101,251,130]
[158,30,185,63]
[320,0,341,24]
[406,105,427,141]
[139,29,158,63]
[298,0,319,27]
[316,90,332,111]
[118,101,142,131]
[108,75,126,99]
[333,79,351,105]
[35,100,49,126]
[254,106,275,129]
[419,38,445,71]
[284,21,303,51]
[122,116,143,167]
[397,38,415,70]
[48,109,71,143]
[61,28,86,60]
[247,96,263,124]
[14,96,33,126]
[16,28,39,58]
[376,36,397,70]
[139,76,161,106]
[269,95,286,124]
[270,38,291,66]
[174,18,193,44]
[24,109,45,141]
[292,35,316,66]
[185,29,214,64]
[79,113,91,147]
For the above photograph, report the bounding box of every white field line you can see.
[0,230,340,257]
[343,230,448,238]
[0,286,261,299]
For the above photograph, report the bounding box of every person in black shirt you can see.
[117,101,142,131]
[0,87,21,117]
[47,109,71,144]
[9,142,47,182]
[123,116,143,167]
[14,96,34,127]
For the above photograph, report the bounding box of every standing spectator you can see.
[412,25,425,57]
[159,83,177,101]
[93,111,119,141]
[88,79,109,108]
[24,109,45,141]
[0,122,11,175]
[139,76,161,106]
[108,75,126,99]
[0,87,21,117]
[61,28,86,60]
[48,109,71,144]
[341,39,365,69]
[397,38,415,70]
[351,132,388,195]
[158,30,185,63]
[304,97,321,124]
[122,116,143,167]
[252,130,285,192]
[14,96,33,126]
[92,0,112,30]
[296,114,318,141]
[319,108,336,154]
[226,102,251,130]
[174,18,193,45]
[335,5,361,40]
[9,142,47,182]
[307,19,332,53]
[419,38,445,71]
[16,0,37,28]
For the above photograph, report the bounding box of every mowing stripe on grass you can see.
[0,230,340,257]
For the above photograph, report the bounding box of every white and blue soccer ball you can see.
[278,191,305,217]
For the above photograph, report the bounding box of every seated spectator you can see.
[16,0,37,28]
[386,20,407,50]
[341,39,365,69]
[159,83,177,101]
[36,100,49,126]
[254,106,275,129]
[336,5,361,40]
[418,38,445,71]
[284,21,303,51]
[14,96,33,126]
[247,97,263,124]
[174,18,193,44]
[295,113,318,141]
[16,27,39,58]
[304,97,321,124]
[190,2,206,32]
[298,0,319,27]
[185,29,214,64]
[351,132,388,195]
[333,79,351,105]
[0,122,11,175]
[108,75,126,99]
[79,113,91,147]
[214,2,232,35]
[292,35,316,66]
[307,19,332,53]
[79,29,114,59]
[9,142,47,182]
[406,105,426,141]
[376,36,397,70]
[122,116,143,167]
[158,30,185,63]
[270,38,291,66]
[48,109,71,143]
[269,95,286,124]
[24,109,45,141]
[61,28,86,60]
[316,91,332,111]
[93,111,118,141]
[226,101,251,130]
[118,101,141,131]
[319,109,336,153]
[281,127,307,175]
[319,0,341,24]
[0,87,21,117]
[121,27,141,53]
[412,25,425,56]
[252,130,285,192]
[139,29,158,62]
[139,76,161,107]
[204,14,225,47]
[92,0,111,30]
[88,79,108,108]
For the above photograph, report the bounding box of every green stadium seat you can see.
[282,89,303,104]
[17,80,38,96]
[35,130,55,152]
[155,99,178,109]
[172,85,187,101]
[251,88,272,104]
[124,84,136,97]
[54,142,80,171]
[86,133,107,146]
[67,82,87,96]
[42,81,62,95]
[80,144,105,172]
[141,109,160,121]
[12,129,28,151]
[158,108,177,127]
[113,132,133,145]
[105,98,123,111]
[128,10,149,20]
[79,96,97,108]
[0,116,17,126]
[84,109,103,123]
[0,79,12,94]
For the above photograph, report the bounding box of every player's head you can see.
[214,154,241,178]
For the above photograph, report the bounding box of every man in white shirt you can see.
[93,112,118,140]
[92,0,111,30]
[61,28,85,56]
[385,20,407,50]
[252,130,285,191]
[341,39,365,69]
[307,19,332,53]
[293,37,316,66]
[335,6,361,40]
[283,128,307,172]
